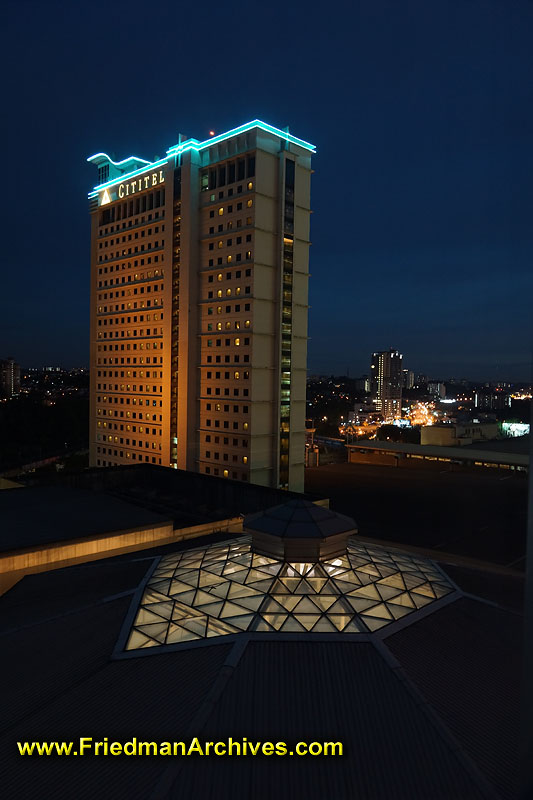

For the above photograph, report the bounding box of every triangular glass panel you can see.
[126,629,159,650]
[137,622,169,642]
[144,600,175,618]
[279,616,307,632]
[387,603,413,621]
[293,596,321,614]
[220,600,251,618]
[377,585,403,601]
[377,574,406,590]
[432,583,452,598]
[173,601,204,620]
[272,595,301,612]
[342,619,365,634]
[270,579,290,594]
[137,605,172,624]
[293,579,316,594]
[259,597,287,614]
[171,573,198,589]
[218,614,254,631]
[193,589,218,606]
[348,584,381,601]
[333,578,362,594]
[278,577,301,592]
[194,601,225,617]
[228,583,262,600]
[248,617,275,631]
[403,573,426,590]
[261,613,288,631]
[325,599,351,615]
[245,568,271,584]
[180,616,208,637]
[387,592,415,608]
[328,614,353,632]
[345,595,379,613]
[361,603,393,620]
[360,615,389,631]
[311,616,338,632]
[357,564,382,577]
[309,595,337,612]
[207,582,231,600]
[410,593,433,609]
[306,577,329,592]
[245,578,273,592]
[201,562,225,576]
[167,623,201,643]
[231,594,264,612]
[199,571,226,588]
[149,579,172,594]
[206,618,239,637]
[410,582,436,598]
[319,579,340,594]
[222,563,247,577]
[169,589,196,605]
[295,614,321,631]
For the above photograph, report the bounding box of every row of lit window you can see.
[205,370,249,380]
[97,420,161,430]
[96,357,161,367]
[204,419,249,431]
[205,451,248,464]
[205,354,249,364]
[204,467,247,480]
[98,435,161,448]
[97,369,161,378]
[97,396,162,407]
[98,244,164,263]
[206,303,250,315]
[97,342,162,352]
[208,287,250,300]
[206,321,250,332]
[97,454,162,465]
[98,226,163,247]
[206,337,250,347]
[98,210,163,237]
[96,408,162,419]
[205,435,248,447]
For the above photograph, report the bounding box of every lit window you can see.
[247,181,253,190]
[217,306,222,314]
[217,273,223,281]
[243,456,248,464]
[218,241,223,249]
[246,251,251,259]
[217,290,222,297]
[227,255,232,263]
[223,469,229,478]
[226,288,232,296]
[244,320,250,328]
[235,338,240,346]
[218,207,224,216]
[247,199,253,208]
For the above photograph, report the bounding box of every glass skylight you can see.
[125,537,454,651]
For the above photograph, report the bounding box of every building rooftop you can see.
[0,485,523,799]
[347,438,529,467]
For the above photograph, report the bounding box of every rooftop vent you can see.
[244,499,357,562]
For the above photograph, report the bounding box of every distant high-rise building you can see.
[0,357,20,397]
[370,349,403,421]
[87,120,315,491]
[427,381,446,399]
[354,375,370,393]
[401,369,414,390]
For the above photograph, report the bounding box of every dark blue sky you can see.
[2,0,532,380]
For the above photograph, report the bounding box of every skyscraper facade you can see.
[88,121,314,491]
[370,349,403,421]
[0,357,20,398]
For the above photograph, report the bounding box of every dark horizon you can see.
[2,0,532,382]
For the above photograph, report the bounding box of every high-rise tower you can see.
[370,349,403,422]
[88,121,314,491]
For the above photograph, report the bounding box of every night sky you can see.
[2,0,532,381]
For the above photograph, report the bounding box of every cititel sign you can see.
[100,169,165,206]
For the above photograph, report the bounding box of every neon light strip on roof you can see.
[88,120,315,198]
[87,152,151,167]
[166,119,316,155]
